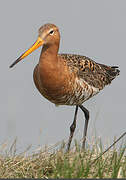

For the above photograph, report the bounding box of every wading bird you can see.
[10,23,120,151]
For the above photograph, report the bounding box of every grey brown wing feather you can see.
[59,54,120,89]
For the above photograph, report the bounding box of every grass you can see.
[0,137,125,178]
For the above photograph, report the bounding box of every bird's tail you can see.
[98,63,120,84]
[109,66,120,81]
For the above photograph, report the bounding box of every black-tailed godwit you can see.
[10,23,120,151]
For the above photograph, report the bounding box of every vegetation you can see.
[0,138,125,178]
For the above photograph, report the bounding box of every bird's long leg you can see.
[79,105,89,149]
[67,105,78,152]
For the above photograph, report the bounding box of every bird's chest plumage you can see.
[33,62,100,105]
[33,62,71,104]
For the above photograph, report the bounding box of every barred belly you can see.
[63,77,100,105]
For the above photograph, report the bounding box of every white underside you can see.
[67,78,100,105]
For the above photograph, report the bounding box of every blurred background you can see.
[0,0,125,153]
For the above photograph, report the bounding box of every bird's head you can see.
[9,23,60,68]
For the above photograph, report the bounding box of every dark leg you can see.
[79,105,89,149]
[67,105,78,152]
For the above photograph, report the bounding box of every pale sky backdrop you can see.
[0,0,126,153]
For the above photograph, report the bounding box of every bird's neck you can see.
[38,42,59,87]
[39,42,59,66]
[37,42,62,91]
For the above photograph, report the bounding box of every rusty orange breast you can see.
[33,56,74,104]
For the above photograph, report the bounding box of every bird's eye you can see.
[49,30,54,35]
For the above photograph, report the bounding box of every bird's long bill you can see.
[9,37,44,68]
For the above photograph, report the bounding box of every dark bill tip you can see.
[9,57,22,68]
